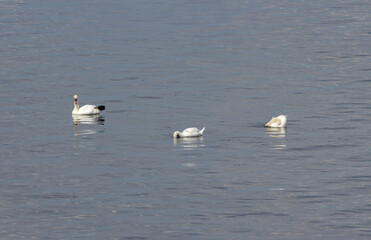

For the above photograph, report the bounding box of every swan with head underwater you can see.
[72,95,105,115]
[173,127,205,138]
[265,115,287,128]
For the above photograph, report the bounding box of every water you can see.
[1,0,370,239]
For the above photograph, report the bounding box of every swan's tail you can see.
[97,105,105,111]
[199,127,205,135]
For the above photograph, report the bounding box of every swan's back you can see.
[182,127,205,137]
[182,127,200,136]
[265,115,287,127]
[78,105,100,115]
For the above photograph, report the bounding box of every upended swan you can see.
[72,95,105,115]
[265,115,287,128]
[173,127,205,138]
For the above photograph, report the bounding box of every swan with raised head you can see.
[72,95,105,115]
[265,115,287,128]
[173,127,205,138]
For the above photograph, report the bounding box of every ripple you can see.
[28,193,78,199]
[135,96,162,99]
[223,211,289,218]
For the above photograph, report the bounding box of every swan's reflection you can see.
[266,127,286,150]
[72,114,105,136]
[173,137,204,150]
[72,114,105,126]
[266,127,286,137]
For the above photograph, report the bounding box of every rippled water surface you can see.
[1,0,370,239]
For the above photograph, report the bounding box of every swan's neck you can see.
[173,131,182,138]
[74,101,79,111]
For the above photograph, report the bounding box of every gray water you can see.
[1,0,370,239]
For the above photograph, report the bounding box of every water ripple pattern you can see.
[1,0,370,239]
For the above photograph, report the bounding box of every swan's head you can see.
[74,95,78,104]
[173,131,182,138]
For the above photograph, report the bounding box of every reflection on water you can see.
[72,114,105,136]
[72,114,105,126]
[73,127,97,136]
[266,127,286,150]
[173,137,205,150]
[266,127,286,137]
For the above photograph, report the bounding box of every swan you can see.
[173,127,205,138]
[72,95,105,115]
[265,115,287,128]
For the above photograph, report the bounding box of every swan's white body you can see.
[265,115,287,128]
[72,95,105,115]
[173,127,205,138]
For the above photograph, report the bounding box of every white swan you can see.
[265,115,287,128]
[72,95,105,115]
[173,127,205,138]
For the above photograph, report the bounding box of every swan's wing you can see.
[182,127,200,136]
[183,127,198,133]
[79,105,99,114]
[265,117,281,127]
